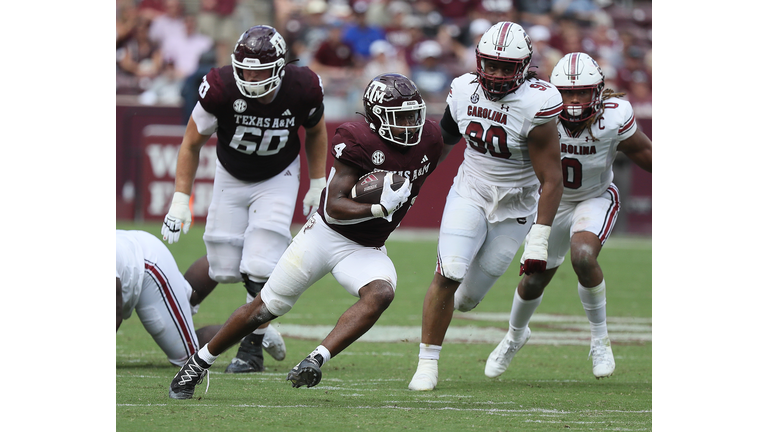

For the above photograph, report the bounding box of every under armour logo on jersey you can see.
[500,104,510,112]
[421,155,429,163]
[282,109,292,116]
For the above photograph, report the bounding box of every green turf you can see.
[116,221,651,431]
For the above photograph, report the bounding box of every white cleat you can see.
[262,324,286,361]
[590,336,615,379]
[485,327,531,378]
[408,358,438,391]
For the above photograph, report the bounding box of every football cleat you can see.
[262,324,286,361]
[169,353,211,400]
[485,327,531,378]
[408,358,438,391]
[286,356,322,388]
[225,333,265,373]
[589,336,615,379]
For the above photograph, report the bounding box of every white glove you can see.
[303,177,326,218]
[373,173,412,222]
[161,192,192,244]
[519,224,551,275]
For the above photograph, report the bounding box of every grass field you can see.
[116,221,651,431]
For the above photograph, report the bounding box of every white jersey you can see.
[558,97,638,202]
[116,230,145,319]
[446,73,563,188]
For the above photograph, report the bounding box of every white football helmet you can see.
[475,21,533,100]
[549,52,605,122]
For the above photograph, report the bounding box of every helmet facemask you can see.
[232,56,285,98]
[371,102,426,146]
[559,84,604,122]
[476,56,530,101]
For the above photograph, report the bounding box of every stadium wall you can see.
[116,104,651,234]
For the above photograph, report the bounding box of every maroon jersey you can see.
[198,64,324,182]
[318,119,444,247]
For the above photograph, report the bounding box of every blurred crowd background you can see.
[116,0,651,121]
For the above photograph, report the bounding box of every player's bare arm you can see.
[617,130,652,173]
[116,278,123,331]
[527,118,563,226]
[174,116,213,195]
[325,160,385,220]
[437,143,455,166]
[304,114,329,180]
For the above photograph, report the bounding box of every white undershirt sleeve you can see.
[191,102,218,135]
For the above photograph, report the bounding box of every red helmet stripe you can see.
[495,22,512,52]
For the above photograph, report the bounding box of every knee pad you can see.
[454,287,481,312]
[439,256,468,282]
[204,237,245,284]
[209,271,242,285]
[206,253,244,284]
[477,236,517,277]
[259,286,294,317]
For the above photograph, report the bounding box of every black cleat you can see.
[225,333,265,373]
[286,357,322,388]
[169,353,211,399]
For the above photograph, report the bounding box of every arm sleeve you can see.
[439,104,462,145]
[304,103,325,128]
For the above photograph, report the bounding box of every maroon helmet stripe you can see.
[496,22,512,51]
[569,53,579,74]
[569,53,580,82]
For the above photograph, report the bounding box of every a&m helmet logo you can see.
[364,81,387,104]
[270,32,287,57]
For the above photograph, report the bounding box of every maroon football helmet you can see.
[231,25,287,98]
[362,73,426,147]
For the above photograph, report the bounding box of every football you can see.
[350,171,406,204]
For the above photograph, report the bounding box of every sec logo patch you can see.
[233,99,247,113]
[372,150,385,165]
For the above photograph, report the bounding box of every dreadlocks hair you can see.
[563,88,626,139]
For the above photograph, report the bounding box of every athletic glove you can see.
[519,224,551,276]
[161,192,192,244]
[372,173,412,222]
[303,177,326,218]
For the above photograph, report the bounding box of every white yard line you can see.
[270,312,652,346]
